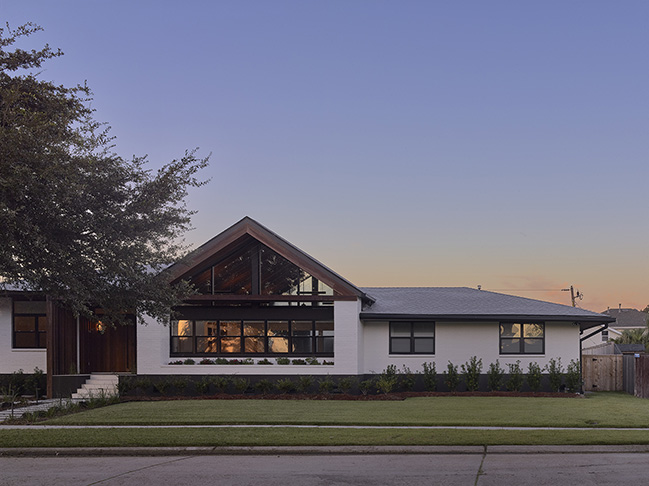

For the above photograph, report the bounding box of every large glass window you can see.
[170,319,334,357]
[187,238,334,301]
[389,321,435,354]
[13,299,47,349]
[500,322,545,354]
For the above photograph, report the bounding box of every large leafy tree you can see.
[0,23,208,325]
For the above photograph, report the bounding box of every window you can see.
[601,330,609,342]
[171,319,334,357]
[13,299,47,349]
[499,322,544,354]
[389,321,435,354]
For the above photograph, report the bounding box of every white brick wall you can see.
[136,300,363,376]
[362,320,580,374]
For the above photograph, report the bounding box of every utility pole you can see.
[561,285,582,307]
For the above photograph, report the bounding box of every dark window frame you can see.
[499,322,545,355]
[170,319,334,357]
[389,321,435,355]
[12,299,47,349]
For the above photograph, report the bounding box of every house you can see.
[581,306,648,355]
[0,217,614,396]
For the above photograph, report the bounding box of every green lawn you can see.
[42,392,649,428]
[2,427,649,448]
[2,393,649,448]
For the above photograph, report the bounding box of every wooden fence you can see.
[582,354,649,397]
[635,355,649,399]
[582,355,623,392]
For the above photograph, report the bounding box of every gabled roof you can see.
[601,308,648,329]
[164,217,373,303]
[360,287,614,331]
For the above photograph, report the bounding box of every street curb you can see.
[2,445,649,457]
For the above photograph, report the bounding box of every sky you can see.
[2,1,648,313]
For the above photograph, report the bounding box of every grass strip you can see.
[2,427,649,448]
[42,393,649,429]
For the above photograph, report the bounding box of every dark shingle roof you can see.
[360,287,613,327]
[601,308,648,328]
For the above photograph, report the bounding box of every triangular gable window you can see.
[187,238,333,297]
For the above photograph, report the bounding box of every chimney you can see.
[619,303,622,311]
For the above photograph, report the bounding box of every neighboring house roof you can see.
[163,216,374,303]
[601,308,648,328]
[360,287,614,331]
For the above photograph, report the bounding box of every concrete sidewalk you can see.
[2,444,649,457]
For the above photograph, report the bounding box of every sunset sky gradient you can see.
[3,1,648,312]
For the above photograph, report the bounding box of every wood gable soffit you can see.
[163,217,373,304]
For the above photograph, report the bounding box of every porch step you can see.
[71,374,119,399]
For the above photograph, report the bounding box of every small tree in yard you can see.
[461,356,483,392]
[546,358,564,392]
[526,362,543,392]
[376,365,398,394]
[506,361,524,392]
[565,359,582,393]
[422,362,437,391]
[487,360,505,391]
[444,362,460,392]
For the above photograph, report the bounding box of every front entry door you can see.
[79,317,136,373]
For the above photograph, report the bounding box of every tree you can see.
[0,23,209,325]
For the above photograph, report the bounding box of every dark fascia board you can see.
[163,217,373,304]
[360,313,615,332]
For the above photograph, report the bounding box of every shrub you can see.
[322,360,334,365]
[257,358,273,365]
[359,378,375,396]
[133,377,153,392]
[337,376,357,394]
[546,358,563,392]
[399,366,417,391]
[117,376,134,395]
[168,360,183,365]
[195,377,212,395]
[254,379,274,395]
[172,377,188,394]
[154,379,172,395]
[275,357,291,365]
[422,362,437,391]
[306,357,320,365]
[318,376,335,394]
[276,378,296,394]
[444,362,460,392]
[183,358,195,365]
[565,359,581,393]
[232,377,250,393]
[461,356,483,392]
[296,375,314,393]
[487,360,504,391]
[215,358,229,365]
[212,376,230,393]
[292,359,307,365]
[199,358,214,365]
[376,365,398,394]
[526,362,542,392]
[506,361,523,392]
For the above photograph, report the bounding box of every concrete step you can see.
[71,374,119,399]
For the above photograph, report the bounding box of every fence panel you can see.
[582,355,623,392]
[623,355,636,395]
[635,355,649,399]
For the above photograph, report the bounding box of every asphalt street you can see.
[1,450,649,485]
